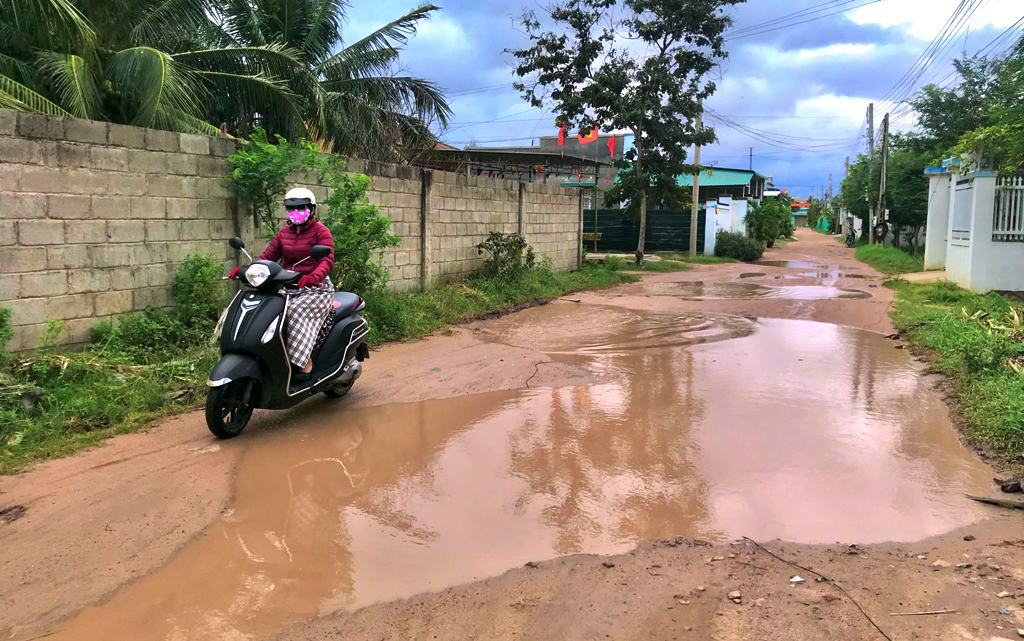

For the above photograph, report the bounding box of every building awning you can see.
[413,148,615,175]
[675,168,764,188]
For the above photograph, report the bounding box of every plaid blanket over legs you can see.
[286,281,334,368]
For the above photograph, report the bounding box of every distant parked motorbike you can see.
[205,237,369,439]
[845,230,856,248]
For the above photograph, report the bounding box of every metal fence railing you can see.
[994,175,1024,242]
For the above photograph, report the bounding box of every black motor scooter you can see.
[205,237,369,439]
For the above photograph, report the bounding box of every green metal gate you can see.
[582,208,706,253]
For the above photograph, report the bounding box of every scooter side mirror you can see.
[309,245,330,260]
[229,237,245,250]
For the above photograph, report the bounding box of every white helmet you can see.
[283,187,316,207]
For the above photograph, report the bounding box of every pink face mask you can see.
[287,207,312,225]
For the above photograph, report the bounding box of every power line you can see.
[726,0,854,38]
[726,0,885,41]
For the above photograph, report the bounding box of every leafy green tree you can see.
[910,56,999,152]
[510,0,743,262]
[885,143,930,252]
[747,198,788,247]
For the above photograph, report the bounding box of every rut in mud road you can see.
[2,229,1018,641]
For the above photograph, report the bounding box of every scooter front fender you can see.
[208,353,262,387]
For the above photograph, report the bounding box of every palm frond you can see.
[216,0,268,48]
[0,73,72,116]
[37,52,101,119]
[174,109,225,136]
[108,46,204,130]
[321,89,440,159]
[0,51,36,84]
[319,45,399,81]
[301,0,347,63]
[316,4,438,74]
[324,75,451,127]
[173,43,305,76]
[131,0,214,44]
[193,69,305,137]
[1,0,96,53]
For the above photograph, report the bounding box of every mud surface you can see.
[642,281,871,300]
[43,314,992,640]
[2,229,1018,641]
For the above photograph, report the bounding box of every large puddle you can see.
[643,281,871,300]
[44,309,992,641]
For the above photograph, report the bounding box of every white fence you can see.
[924,169,1024,292]
[994,175,1024,242]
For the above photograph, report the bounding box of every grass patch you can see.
[854,244,924,275]
[655,252,737,264]
[776,236,798,244]
[889,280,1024,463]
[1,262,635,473]
[364,262,636,346]
[617,259,691,272]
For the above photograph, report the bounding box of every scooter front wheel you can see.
[205,383,254,439]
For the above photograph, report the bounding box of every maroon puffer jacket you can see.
[259,220,335,283]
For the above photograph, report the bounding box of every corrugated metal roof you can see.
[676,168,759,188]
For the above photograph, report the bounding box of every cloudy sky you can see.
[346,0,1023,199]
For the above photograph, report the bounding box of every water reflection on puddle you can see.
[643,281,871,300]
[47,308,992,641]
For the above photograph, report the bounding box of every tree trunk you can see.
[634,133,647,264]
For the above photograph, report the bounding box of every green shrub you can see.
[747,199,790,247]
[714,230,764,261]
[602,255,625,271]
[318,167,400,292]
[0,307,12,362]
[173,253,228,331]
[476,231,536,281]
[226,128,319,236]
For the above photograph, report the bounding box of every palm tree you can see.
[0,0,451,160]
[210,1,452,158]
[0,0,305,136]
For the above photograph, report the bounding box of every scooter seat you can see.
[331,292,362,318]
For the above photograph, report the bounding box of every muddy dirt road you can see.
[2,229,1022,641]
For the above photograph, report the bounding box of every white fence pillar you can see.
[965,171,1024,293]
[704,200,718,255]
[732,199,748,234]
[923,168,951,270]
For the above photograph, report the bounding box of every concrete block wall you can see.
[431,172,520,279]
[0,111,582,351]
[0,111,244,351]
[524,185,582,272]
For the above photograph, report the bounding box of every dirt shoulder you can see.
[277,522,1024,641]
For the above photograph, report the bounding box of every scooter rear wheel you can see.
[205,383,254,439]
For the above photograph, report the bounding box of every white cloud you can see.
[414,16,473,53]
[848,0,1021,40]
[794,43,877,60]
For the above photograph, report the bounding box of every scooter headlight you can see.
[245,263,271,287]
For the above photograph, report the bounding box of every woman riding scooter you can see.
[229,187,334,377]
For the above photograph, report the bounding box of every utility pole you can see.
[689,102,703,258]
[748,147,752,171]
[827,172,833,232]
[843,155,850,236]
[868,102,876,241]
[875,112,890,245]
